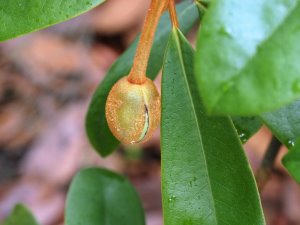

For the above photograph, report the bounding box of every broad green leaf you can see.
[86,0,200,157]
[161,28,265,225]
[0,0,105,42]
[195,0,300,115]
[66,168,145,225]
[260,100,300,183]
[1,204,39,225]
[282,138,300,183]
[232,116,262,143]
[260,100,300,147]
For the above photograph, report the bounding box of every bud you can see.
[105,76,160,144]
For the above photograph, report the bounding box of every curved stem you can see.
[168,0,179,28]
[128,0,168,84]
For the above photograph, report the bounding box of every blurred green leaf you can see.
[0,0,105,42]
[195,0,300,115]
[1,204,39,225]
[282,138,300,183]
[86,0,200,157]
[259,100,300,183]
[161,28,265,225]
[261,100,300,148]
[232,116,262,143]
[66,168,145,225]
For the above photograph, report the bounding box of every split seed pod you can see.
[105,76,160,144]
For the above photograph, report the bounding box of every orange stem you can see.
[128,0,169,84]
[168,0,179,28]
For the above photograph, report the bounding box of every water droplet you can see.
[238,132,248,143]
[292,79,300,93]
[287,139,295,148]
[239,133,245,138]
[168,195,176,203]
[241,138,247,143]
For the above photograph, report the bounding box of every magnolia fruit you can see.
[105,76,160,144]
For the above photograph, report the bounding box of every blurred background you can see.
[0,0,299,224]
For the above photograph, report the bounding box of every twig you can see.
[256,136,282,191]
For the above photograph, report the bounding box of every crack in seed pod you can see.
[134,104,150,143]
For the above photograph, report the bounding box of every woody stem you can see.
[256,136,282,191]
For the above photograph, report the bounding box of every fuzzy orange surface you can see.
[105,76,160,144]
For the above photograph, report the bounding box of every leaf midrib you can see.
[173,29,218,224]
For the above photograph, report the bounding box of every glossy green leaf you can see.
[282,138,300,183]
[66,168,145,225]
[260,100,300,147]
[161,28,265,225]
[1,204,39,225]
[0,0,105,42]
[232,116,262,143]
[259,100,300,183]
[86,0,200,157]
[195,0,300,115]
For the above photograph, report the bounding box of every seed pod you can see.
[105,76,161,144]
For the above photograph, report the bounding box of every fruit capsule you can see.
[105,76,161,144]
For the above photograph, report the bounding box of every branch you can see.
[256,136,282,191]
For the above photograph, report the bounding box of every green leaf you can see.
[0,0,105,42]
[259,100,300,183]
[195,0,300,115]
[66,168,145,225]
[161,28,265,225]
[282,138,300,183]
[86,0,200,157]
[260,100,300,147]
[1,204,39,225]
[232,116,262,143]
